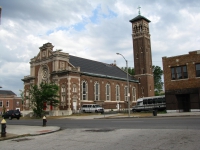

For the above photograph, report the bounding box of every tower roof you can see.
[129,15,151,23]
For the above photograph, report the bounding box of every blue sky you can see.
[0,0,200,96]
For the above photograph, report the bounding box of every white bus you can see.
[132,95,166,112]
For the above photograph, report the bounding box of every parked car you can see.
[2,110,21,120]
[81,104,104,113]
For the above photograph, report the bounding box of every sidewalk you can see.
[1,112,200,141]
[0,125,60,141]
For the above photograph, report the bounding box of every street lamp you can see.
[116,53,130,117]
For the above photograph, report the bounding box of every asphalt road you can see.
[2,116,200,150]
[5,116,200,130]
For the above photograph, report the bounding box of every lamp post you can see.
[116,53,130,117]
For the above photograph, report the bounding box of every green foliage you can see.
[121,67,135,75]
[27,82,59,118]
[152,65,164,95]
[19,89,24,105]
[121,65,164,95]
[2,105,6,114]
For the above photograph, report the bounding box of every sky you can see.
[0,0,200,96]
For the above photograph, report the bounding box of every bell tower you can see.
[129,7,154,97]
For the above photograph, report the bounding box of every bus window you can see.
[143,99,147,105]
[137,101,143,106]
[163,98,166,103]
[148,99,152,104]
[157,98,162,103]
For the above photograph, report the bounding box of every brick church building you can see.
[22,13,154,116]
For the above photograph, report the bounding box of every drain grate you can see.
[12,138,33,142]
[85,129,115,132]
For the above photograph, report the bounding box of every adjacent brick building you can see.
[22,13,155,116]
[163,50,200,112]
[0,90,22,114]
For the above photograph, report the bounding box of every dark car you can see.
[2,110,21,120]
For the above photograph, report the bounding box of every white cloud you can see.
[0,0,200,95]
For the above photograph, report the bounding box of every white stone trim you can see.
[190,109,200,112]
[166,110,182,113]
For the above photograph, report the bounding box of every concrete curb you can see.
[0,126,61,141]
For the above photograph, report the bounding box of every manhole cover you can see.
[12,138,33,142]
[85,129,115,132]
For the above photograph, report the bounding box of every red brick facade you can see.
[0,91,22,114]
[162,50,200,112]
[130,15,155,98]
[22,43,139,116]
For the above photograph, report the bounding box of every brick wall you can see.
[163,50,200,91]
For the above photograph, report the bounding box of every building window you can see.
[61,84,66,102]
[106,83,111,101]
[94,82,100,101]
[72,84,77,92]
[171,66,188,80]
[124,86,128,101]
[61,85,65,93]
[0,101,2,107]
[16,101,19,106]
[132,87,136,102]
[6,101,9,107]
[82,81,88,100]
[116,85,120,101]
[196,64,200,77]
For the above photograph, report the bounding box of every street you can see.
[1,128,200,150]
[5,116,200,130]
[1,116,200,150]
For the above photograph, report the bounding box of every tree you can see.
[19,89,24,111]
[27,82,60,118]
[121,65,164,95]
[152,65,164,95]
[2,105,6,114]
[121,67,135,75]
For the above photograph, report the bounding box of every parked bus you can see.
[132,95,166,112]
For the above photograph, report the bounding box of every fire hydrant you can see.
[1,119,6,137]
[43,116,47,127]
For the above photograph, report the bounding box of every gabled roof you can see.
[0,90,16,96]
[69,55,136,82]
[129,15,151,23]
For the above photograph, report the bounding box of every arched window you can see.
[134,25,137,33]
[94,82,100,101]
[106,83,111,101]
[138,78,141,84]
[124,86,128,101]
[82,81,88,100]
[116,84,120,101]
[139,24,142,32]
[72,84,77,93]
[132,87,136,102]
[61,84,66,102]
